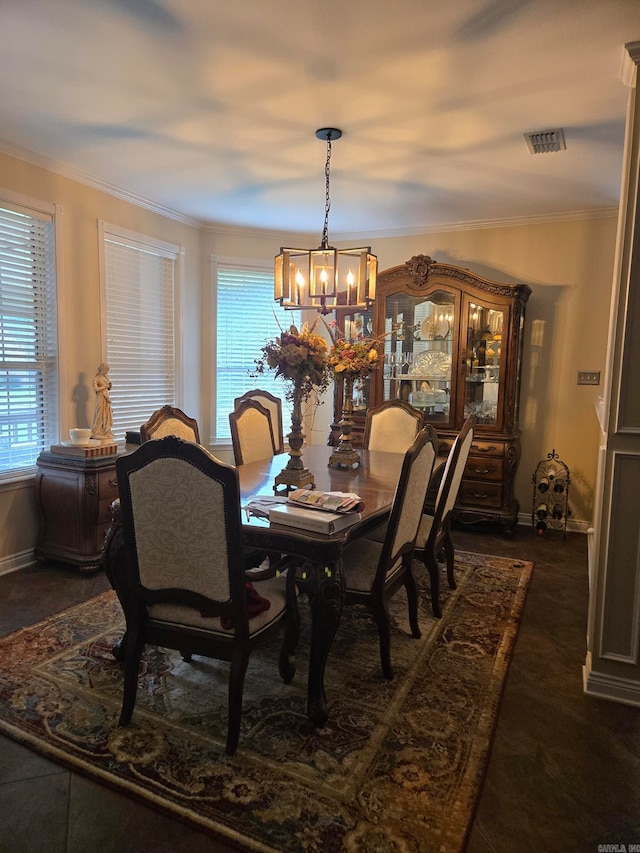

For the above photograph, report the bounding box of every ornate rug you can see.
[0,550,532,852]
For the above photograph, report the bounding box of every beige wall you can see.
[0,150,618,569]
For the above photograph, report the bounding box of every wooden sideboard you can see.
[34,449,122,572]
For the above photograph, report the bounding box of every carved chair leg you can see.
[226,648,249,755]
[443,528,456,589]
[424,550,442,619]
[119,624,145,726]
[279,567,300,684]
[403,562,422,639]
[372,599,393,680]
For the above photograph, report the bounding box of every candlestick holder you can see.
[329,373,361,468]
[274,381,315,492]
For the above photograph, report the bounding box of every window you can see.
[215,261,295,442]
[100,223,181,441]
[0,198,58,476]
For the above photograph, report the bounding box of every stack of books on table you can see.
[267,489,363,535]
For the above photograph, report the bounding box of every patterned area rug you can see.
[0,551,532,852]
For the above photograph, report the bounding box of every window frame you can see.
[98,221,184,441]
[0,189,63,483]
[212,255,303,446]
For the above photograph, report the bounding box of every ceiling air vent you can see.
[524,128,566,154]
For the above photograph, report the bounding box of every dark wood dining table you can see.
[238,444,407,727]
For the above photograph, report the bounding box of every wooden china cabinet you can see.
[329,255,531,534]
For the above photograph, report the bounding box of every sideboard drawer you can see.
[436,437,505,459]
[98,470,120,523]
[464,456,504,482]
[458,480,503,508]
[469,440,505,458]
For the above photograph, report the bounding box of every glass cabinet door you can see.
[463,299,504,426]
[342,308,374,414]
[382,288,456,425]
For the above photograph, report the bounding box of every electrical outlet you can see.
[577,371,600,385]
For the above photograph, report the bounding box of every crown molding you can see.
[201,220,316,242]
[0,138,203,228]
[0,138,619,241]
[332,207,618,242]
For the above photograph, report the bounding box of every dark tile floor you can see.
[0,528,638,852]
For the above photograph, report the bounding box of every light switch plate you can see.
[577,371,600,385]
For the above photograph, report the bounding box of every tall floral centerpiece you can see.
[254,321,330,491]
[326,325,380,468]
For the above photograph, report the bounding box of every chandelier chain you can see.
[321,136,332,249]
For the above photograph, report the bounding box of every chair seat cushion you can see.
[147,575,287,637]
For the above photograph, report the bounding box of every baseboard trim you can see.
[0,549,36,577]
[582,652,640,707]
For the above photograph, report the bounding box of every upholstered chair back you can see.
[234,389,284,454]
[229,399,276,465]
[140,405,200,444]
[384,427,438,573]
[364,400,422,454]
[437,420,474,522]
[126,453,233,602]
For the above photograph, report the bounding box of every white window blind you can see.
[103,229,178,440]
[216,265,294,441]
[0,202,57,475]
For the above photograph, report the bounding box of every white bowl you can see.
[69,428,92,445]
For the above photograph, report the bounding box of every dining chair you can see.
[229,399,277,465]
[363,399,423,453]
[340,426,438,680]
[139,404,270,575]
[234,389,285,454]
[140,405,200,444]
[114,435,295,755]
[414,415,475,618]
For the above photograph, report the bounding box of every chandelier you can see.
[274,128,377,314]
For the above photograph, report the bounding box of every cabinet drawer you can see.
[97,470,120,523]
[98,468,119,498]
[469,440,504,458]
[458,480,503,508]
[436,437,505,460]
[464,456,504,482]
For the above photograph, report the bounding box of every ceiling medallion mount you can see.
[274,128,377,315]
[315,127,342,142]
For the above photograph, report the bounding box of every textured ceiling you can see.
[0,0,638,236]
